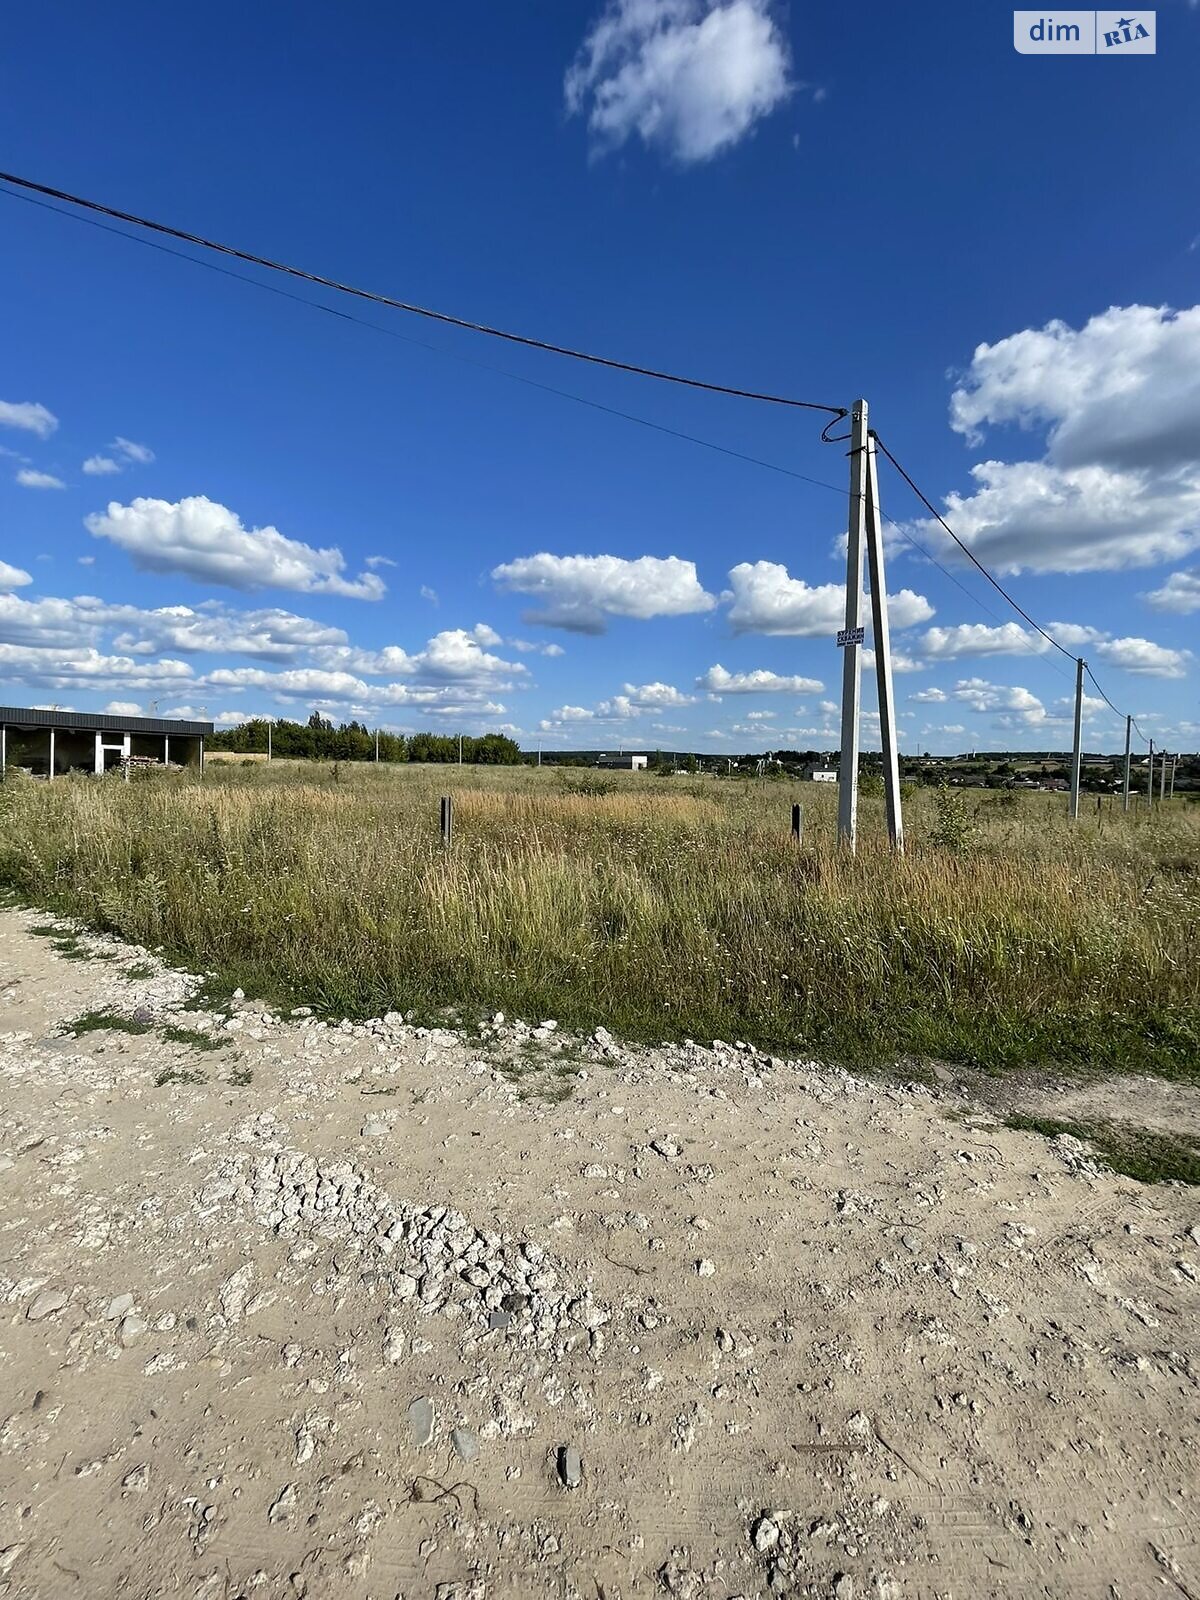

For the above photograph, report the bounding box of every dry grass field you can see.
[1,761,1197,1075]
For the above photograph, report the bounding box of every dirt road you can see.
[1,909,1197,1598]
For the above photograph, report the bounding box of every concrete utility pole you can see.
[1160,749,1168,803]
[863,430,904,853]
[1169,758,1176,800]
[457,733,463,766]
[374,728,379,763]
[1122,715,1132,813]
[267,719,272,763]
[1068,657,1084,821]
[1148,740,1154,808]
[837,400,868,851]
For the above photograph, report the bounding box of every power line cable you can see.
[1,183,860,498]
[2,177,1042,637]
[872,432,1077,663]
[873,433,1150,731]
[2,170,1145,737]
[1085,665,1153,748]
[0,168,846,418]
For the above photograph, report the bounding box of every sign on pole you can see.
[837,626,866,648]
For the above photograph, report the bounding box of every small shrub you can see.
[930,784,974,852]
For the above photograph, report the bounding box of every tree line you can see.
[207,715,521,765]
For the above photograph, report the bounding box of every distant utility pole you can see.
[1169,758,1176,800]
[537,742,542,768]
[1148,739,1155,807]
[267,718,272,762]
[374,728,379,763]
[1068,657,1084,821]
[458,732,463,766]
[1160,749,1168,803]
[1122,714,1131,813]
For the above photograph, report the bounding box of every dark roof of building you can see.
[0,706,213,737]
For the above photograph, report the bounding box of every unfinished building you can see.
[0,707,213,778]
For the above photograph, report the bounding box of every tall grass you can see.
[2,764,1197,1075]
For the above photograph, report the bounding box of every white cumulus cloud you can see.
[0,561,33,591]
[16,468,66,490]
[724,561,933,636]
[921,621,1049,659]
[112,437,154,465]
[83,456,122,476]
[1092,636,1192,678]
[311,625,526,686]
[85,496,385,600]
[0,400,57,439]
[1142,568,1200,613]
[565,0,792,164]
[492,552,714,632]
[622,680,694,707]
[0,643,193,693]
[931,304,1200,574]
[697,663,823,694]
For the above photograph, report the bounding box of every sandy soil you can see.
[1,908,1197,1600]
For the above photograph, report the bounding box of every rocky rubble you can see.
[201,1122,610,1352]
[3,906,1199,1600]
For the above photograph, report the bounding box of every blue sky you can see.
[2,0,1198,755]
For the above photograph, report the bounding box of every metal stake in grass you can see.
[440,794,453,846]
[791,803,803,843]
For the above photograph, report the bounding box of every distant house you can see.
[804,762,837,783]
[595,753,648,771]
[0,706,212,778]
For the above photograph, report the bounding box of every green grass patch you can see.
[123,961,157,980]
[63,1009,153,1038]
[188,974,240,1016]
[154,1065,206,1087]
[227,1064,253,1086]
[485,1036,587,1103]
[813,1004,1200,1082]
[1006,1113,1200,1185]
[49,935,110,962]
[162,1024,226,1052]
[3,768,1197,1080]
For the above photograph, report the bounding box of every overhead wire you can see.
[0,174,1082,646]
[0,169,846,418]
[872,432,1150,736]
[2,184,868,501]
[872,433,1076,663]
[2,169,1159,747]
